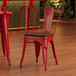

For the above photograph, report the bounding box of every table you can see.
[0,11,13,65]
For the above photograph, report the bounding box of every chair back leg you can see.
[34,41,41,62]
[50,40,58,64]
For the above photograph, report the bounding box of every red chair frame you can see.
[18,0,35,31]
[20,6,61,70]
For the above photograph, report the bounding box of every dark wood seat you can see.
[25,33,53,37]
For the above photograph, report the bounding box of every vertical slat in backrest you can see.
[44,7,55,33]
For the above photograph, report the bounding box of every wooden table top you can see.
[0,11,13,15]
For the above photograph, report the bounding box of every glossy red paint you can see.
[0,0,13,65]
[20,6,61,70]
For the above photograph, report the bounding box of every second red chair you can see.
[18,0,35,31]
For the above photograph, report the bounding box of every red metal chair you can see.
[18,0,35,31]
[20,6,61,70]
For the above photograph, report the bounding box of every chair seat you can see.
[25,32,53,37]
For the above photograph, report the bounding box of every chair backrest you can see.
[24,6,61,35]
[34,7,61,35]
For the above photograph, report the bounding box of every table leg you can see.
[0,17,6,56]
[2,15,11,65]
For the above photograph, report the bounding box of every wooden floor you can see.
[0,22,76,76]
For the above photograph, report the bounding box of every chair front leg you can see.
[34,41,41,62]
[50,40,58,65]
[42,40,48,70]
[20,37,27,67]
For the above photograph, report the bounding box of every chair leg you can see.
[24,7,30,32]
[5,37,10,65]
[2,16,11,65]
[1,28,6,56]
[20,37,27,67]
[42,41,48,70]
[50,40,58,65]
[34,41,40,62]
[7,15,11,34]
